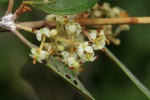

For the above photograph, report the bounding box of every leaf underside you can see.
[46,56,95,100]
[26,0,98,15]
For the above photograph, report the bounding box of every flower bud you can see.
[50,29,58,35]
[57,45,64,51]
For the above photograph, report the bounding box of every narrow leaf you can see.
[46,56,95,100]
[25,0,98,15]
[104,47,150,99]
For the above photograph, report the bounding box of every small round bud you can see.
[50,29,58,35]
[93,10,102,17]
[73,61,80,68]
[46,14,57,22]
[57,45,64,51]
[68,24,77,33]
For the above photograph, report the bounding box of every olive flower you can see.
[89,30,106,50]
[61,51,79,68]
[65,20,81,35]
[36,27,57,41]
[77,42,96,62]
[29,46,51,64]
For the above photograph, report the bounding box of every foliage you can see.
[27,0,98,15]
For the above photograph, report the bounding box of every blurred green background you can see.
[0,0,150,100]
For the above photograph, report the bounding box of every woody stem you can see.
[5,0,14,15]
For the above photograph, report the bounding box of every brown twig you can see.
[78,17,150,25]
[0,20,56,32]
[17,17,150,29]
[5,0,14,15]
[13,2,26,19]
[18,20,56,29]
[1,17,150,32]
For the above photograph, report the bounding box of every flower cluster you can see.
[29,3,131,74]
[29,14,107,74]
[91,3,130,38]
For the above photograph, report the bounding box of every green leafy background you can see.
[0,0,150,100]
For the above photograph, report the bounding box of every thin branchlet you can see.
[5,0,14,15]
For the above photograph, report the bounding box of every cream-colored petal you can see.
[67,57,75,66]
[39,50,48,60]
[91,44,99,50]
[36,31,42,41]
[85,46,93,53]
[89,30,97,40]
[76,29,81,35]
[61,51,70,62]
[43,27,51,37]
[47,45,52,52]
[69,24,77,33]
[98,39,105,50]
[83,42,89,46]
[78,47,84,57]
[31,48,37,55]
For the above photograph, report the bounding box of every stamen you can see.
[33,59,37,64]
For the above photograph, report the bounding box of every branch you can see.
[1,17,150,33]
[12,30,37,48]
[13,2,26,19]
[0,20,56,32]
[18,20,56,29]
[5,0,14,15]
[78,17,150,25]
[17,17,150,29]
[104,47,150,99]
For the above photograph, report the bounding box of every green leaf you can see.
[26,0,98,15]
[0,0,7,4]
[46,56,95,100]
[104,47,150,99]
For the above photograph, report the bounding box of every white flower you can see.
[77,42,96,62]
[1,13,16,30]
[36,27,50,41]
[46,14,68,24]
[36,27,57,41]
[89,30,106,50]
[91,39,106,50]
[29,47,50,63]
[65,20,81,35]
[61,51,70,62]
[112,7,121,15]
[89,30,97,40]
[56,16,68,24]
[67,57,75,67]
[61,51,79,67]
